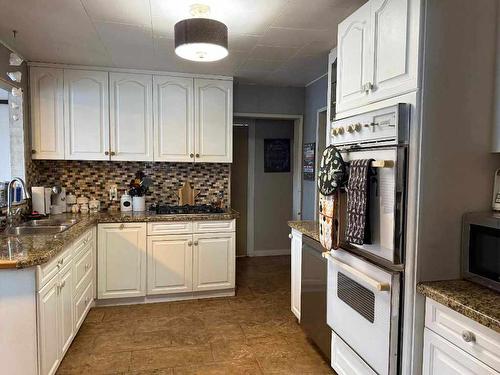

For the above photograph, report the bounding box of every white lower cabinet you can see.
[192,232,235,291]
[290,229,302,320]
[98,223,147,299]
[423,298,500,374]
[147,234,193,294]
[59,262,74,356]
[38,274,61,375]
[423,329,497,375]
[37,228,95,375]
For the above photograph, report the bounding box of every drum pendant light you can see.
[174,4,228,62]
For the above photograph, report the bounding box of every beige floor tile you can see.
[173,359,262,375]
[57,351,131,374]
[130,345,214,372]
[93,330,173,353]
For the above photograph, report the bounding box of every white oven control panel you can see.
[329,104,410,147]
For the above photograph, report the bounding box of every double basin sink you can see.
[4,218,78,236]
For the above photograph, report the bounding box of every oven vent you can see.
[337,272,375,323]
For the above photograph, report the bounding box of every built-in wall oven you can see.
[325,104,410,375]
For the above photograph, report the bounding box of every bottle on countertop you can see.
[120,193,132,212]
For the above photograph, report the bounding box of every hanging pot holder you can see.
[318,145,347,250]
[317,145,347,196]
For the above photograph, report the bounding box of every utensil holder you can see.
[132,196,146,212]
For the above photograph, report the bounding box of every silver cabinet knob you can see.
[188,241,193,246]
[190,153,194,158]
[288,233,293,239]
[119,223,125,230]
[195,153,200,158]
[461,330,475,343]
[193,240,199,246]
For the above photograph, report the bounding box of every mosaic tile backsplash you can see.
[31,160,231,211]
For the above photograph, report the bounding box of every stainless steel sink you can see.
[4,218,78,236]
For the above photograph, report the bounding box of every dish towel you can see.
[345,159,373,245]
[319,193,339,250]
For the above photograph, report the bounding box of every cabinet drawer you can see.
[425,299,500,371]
[148,221,193,235]
[423,328,498,375]
[331,331,376,375]
[73,229,94,258]
[73,244,93,296]
[74,280,93,330]
[37,246,73,289]
[193,220,235,233]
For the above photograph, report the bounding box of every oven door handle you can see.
[322,252,391,292]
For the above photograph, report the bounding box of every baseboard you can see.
[251,248,291,257]
[95,289,235,307]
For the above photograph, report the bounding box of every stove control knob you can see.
[332,128,338,136]
[354,123,362,132]
[337,126,345,135]
[347,124,355,133]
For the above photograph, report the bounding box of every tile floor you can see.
[57,256,334,374]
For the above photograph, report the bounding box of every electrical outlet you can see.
[109,184,118,201]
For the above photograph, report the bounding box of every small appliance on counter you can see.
[32,186,66,215]
[462,211,500,292]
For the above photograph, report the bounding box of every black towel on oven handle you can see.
[345,159,374,245]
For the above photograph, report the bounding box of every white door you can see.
[98,223,147,299]
[153,75,194,162]
[38,275,60,375]
[147,234,193,295]
[194,79,233,163]
[110,73,153,161]
[423,329,498,375]
[193,232,235,291]
[336,2,372,114]
[64,69,109,160]
[30,67,65,159]
[369,0,418,102]
[58,262,74,356]
[290,230,302,320]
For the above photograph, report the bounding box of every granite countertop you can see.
[0,209,239,269]
[288,220,319,242]
[417,279,500,333]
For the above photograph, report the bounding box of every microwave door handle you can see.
[322,252,391,292]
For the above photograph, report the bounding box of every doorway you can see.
[314,108,328,218]
[231,113,303,257]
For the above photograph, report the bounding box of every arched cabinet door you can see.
[194,79,233,163]
[153,75,194,162]
[109,73,153,161]
[64,69,109,160]
[30,67,65,159]
[336,2,371,114]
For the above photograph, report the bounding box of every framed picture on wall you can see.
[303,143,315,181]
[264,139,290,173]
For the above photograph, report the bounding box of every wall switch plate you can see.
[109,184,118,201]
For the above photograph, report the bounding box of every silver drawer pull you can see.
[323,252,391,292]
[462,330,475,343]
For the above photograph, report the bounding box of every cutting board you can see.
[178,182,200,205]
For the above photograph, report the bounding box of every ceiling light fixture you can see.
[174,4,228,62]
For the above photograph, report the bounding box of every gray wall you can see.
[234,83,305,115]
[302,75,328,220]
[253,119,294,253]
[417,0,500,281]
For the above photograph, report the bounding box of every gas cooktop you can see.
[150,204,225,215]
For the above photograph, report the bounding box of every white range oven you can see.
[325,104,410,375]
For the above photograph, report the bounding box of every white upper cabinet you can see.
[336,0,419,114]
[336,2,372,113]
[30,67,65,159]
[369,0,418,102]
[64,69,109,160]
[153,75,194,162]
[194,79,233,163]
[109,73,153,161]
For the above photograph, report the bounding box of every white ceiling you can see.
[0,0,365,87]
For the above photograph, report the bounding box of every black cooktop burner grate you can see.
[150,204,225,215]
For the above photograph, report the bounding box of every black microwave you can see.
[462,212,500,292]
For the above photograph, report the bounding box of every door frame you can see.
[234,112,303,257]
[313,106,328,219]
